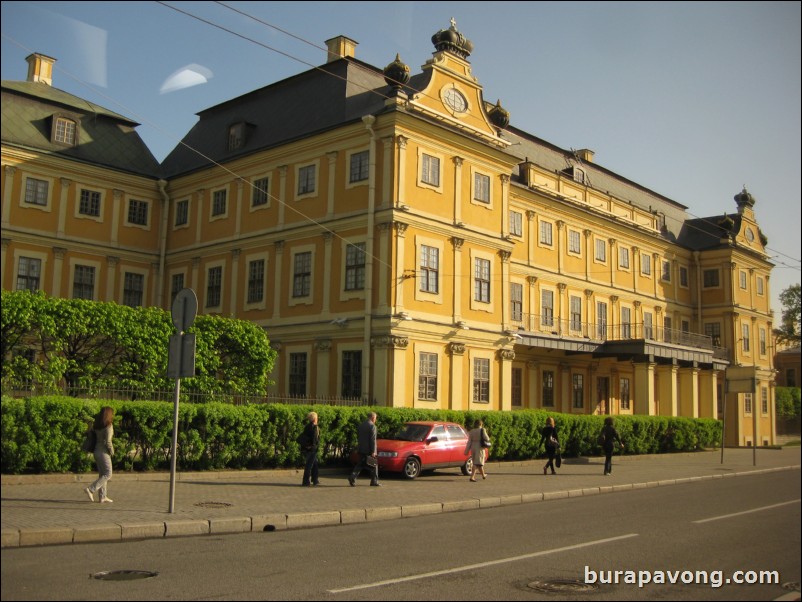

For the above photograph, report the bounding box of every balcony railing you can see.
[509,313,720,352]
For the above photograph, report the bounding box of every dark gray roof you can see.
[1,81,161,178]
[160,58,391,178]
[676,214,740,250]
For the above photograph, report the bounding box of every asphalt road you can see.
[2,469,799,601]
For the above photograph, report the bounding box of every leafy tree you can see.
[776,283,801,345]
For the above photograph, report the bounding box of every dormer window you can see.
[562,166,585,184]
[53,116,77,146]
[228,122,246,151]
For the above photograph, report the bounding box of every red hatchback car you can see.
[375,421,474,479]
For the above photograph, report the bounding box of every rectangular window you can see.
[123,272,144,307]
[206,266,222,307]
[349,151,369,183]
[568,230,581,254]
[621,307,632,338]
[212,190,227,217]
[175,199,189,226]
[79,189,101,216]
[472,358,490,403]
[16,257,41,291]
[474,172,490,202]
[418,352,438,401]
[228,123,244,151]
[341,351,362,398]
[298,165,316,194]
[474,258,490,303]
[293,252,312,298]
[680,266,689,287]
[541,290,554,328]
[542,370,554,407]
[509,211,522,236]
[289,352,307,397]
[54,117,76,145]
[422,154,440,187]
[570,295,582,331]
[247,259,265,303]
[661,260,671,282]
[619,247,630,269]
[665,316,674,343]
[757,276,764,295]
[596,301,608,339]
[705,322,722,347]
[539,221,553,245]
[744,392,752,415]
[510,283,523,322]
[572,374,584,409]
[171,273,184,304]
[739,270,747,289]
[641,253,652,276]
[512,368,523,407]
[73,265,95,300]
[759,328,767,355]
[252,177,269,206]
[127,199,148,226]
[620,378,631,410]
[703,269,720,288]
[644,312,653,339]
[345,243,366,291]
[24,178,48,205]
[761,387,768,415]
[420,245,439,294]
[742,323,750,352]
[595,239,606,262]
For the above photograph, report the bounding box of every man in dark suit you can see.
[349,412,380,486]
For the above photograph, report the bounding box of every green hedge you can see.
[1,395,722,474]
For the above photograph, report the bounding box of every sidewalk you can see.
[2,447,799,548]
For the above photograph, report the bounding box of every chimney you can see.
[26,53,57,86]
[325,36,358,63]
[575,148,595,163]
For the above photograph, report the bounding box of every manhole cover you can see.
[193,501,232,508]
[527,579,599,593]
[93,570,158,581]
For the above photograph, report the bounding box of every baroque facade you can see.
[1,24,777,445]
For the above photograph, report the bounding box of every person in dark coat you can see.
[349,412,380,486]
[538,416,560,475]
[300,411,320,486]
[599,416,624,475]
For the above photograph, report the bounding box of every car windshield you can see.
[392,424,431,442]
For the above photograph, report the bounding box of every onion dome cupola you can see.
[384,54,410,94]
[431,18,474,59]
[488,99,510,130]
[734,186,756,210]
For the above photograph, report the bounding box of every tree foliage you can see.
[1,290,276,397]
[776,283,801,345]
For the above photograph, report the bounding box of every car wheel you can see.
[461,457,473,476]
[403,457,421,479]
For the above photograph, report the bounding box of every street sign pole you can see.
[167,289,198,514]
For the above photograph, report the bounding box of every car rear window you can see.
[393,424,430,442]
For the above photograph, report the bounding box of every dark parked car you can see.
[374,421,473,479]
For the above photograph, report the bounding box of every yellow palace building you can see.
[1,23,776,445]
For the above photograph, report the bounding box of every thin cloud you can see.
[159,64,213,94]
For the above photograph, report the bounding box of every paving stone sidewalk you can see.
[2,447,799,548]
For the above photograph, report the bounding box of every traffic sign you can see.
[171,288,197,333]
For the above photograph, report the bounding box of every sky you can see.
[2,1,800,319]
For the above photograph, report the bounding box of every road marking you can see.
[693,499,801,524]
[327,533,639,594]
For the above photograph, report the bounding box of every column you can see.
[498,349,515,411]
[527,276,538,332]
[381,137,393,209]
[272,241,284,320]
[111,190,122,245]
[105,256,118,302]
[608,238,616,287]
[449,342,466,411]
[500,174,509,236]
[633,359,656,415]
[377,223,391,311]
[57,178,71,238]
[395,135,408,208]
[190,257,200,292]
[277,166,287,226]
[527,360,539,409]
[326,151,338,218]
[559,362,571,414]
[194,189,205,244]
[678,364,700,417]
[698,369,718,418]
[394,223,408,310]
[452,237,464,322]
[235,180,243,236]
[315,339,332,397]
[52,247,67,297]
[557,283,566,335]
[322,233,333,315]
[656,362,679,416]
[453,156,463,225]
[500,250,511,329]
[230,248,241,315]
[1,166,15,227]
[526,211,536,267]
[1,238,9,284]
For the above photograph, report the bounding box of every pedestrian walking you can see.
[598,416,624,476]
[464,419,491,481]
[539,416,560,475]
[300,411,320,486]
[83,406,115,503]
[349,412,380,486]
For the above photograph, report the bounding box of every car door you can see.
[422,424,451,468]
[446,424,469,465]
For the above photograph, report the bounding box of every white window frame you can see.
[251,175,271,209]
[14,250,47,292]
[619,246,630,270]
[204,261,225,312]
[340,238,367,302]
[703,269,721,289]
[125,198,150,229]
[470,250,494,312]
[120,268,148,307]
[539,220,554,247]
[640,253,652,276]
[415,237,444,304]
[415,343,442,403]
[174,198,190,229]
[23,176,52,209]
[679,265,689,289]
[568,229,581,255]
[594,238,606,263]
[346,149,370,188]
[418,150,443,192]
[75,186,104,222]
[289,245,315,306]
[210,187,228,220]
[509,210,523,237]
[739,270,747,290]
[661,260,671,282]
[295,161,319,199]
[244,251,270,310]
[69,258,100,301]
